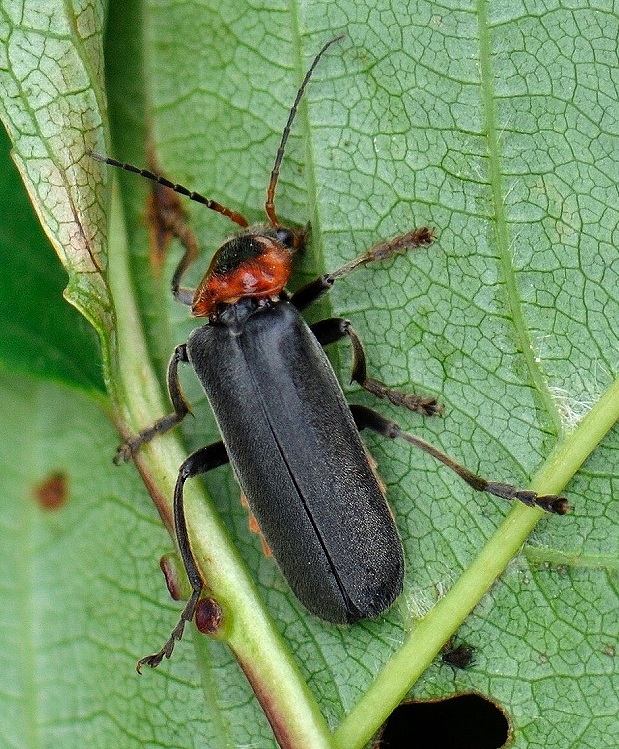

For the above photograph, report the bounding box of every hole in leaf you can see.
[376,693,510,749]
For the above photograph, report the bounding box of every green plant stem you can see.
[540,378,619,492]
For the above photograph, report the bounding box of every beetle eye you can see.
[275,228,295,248]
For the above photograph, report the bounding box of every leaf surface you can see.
[0,1,618,748]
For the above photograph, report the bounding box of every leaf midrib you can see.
[477,0,563,436]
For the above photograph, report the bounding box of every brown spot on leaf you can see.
[33,471,68,510]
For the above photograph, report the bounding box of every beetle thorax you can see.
[191,232,293,318]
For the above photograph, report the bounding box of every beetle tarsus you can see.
[136,588,202,672]
[363,379,444,416]
[113,411,187,465]
[485,482,572,515]
[136,627,179,672]
[114,441,138,465]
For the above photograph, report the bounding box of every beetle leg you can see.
[311,317,442,416]
[289,226,435,311]
[146,168,201,305]
[137,440,230,671]
[350,404,571,515]
[115,344,192,463]
[167,206,200,306]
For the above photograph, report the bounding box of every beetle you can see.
[91,37,569,670]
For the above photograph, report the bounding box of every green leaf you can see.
[0,123,104,391]
[1,1,619,748]
[0,0,111,390]
[0,372,282,748]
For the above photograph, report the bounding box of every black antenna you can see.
[87,150,249,228]
[264,34,344,226]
